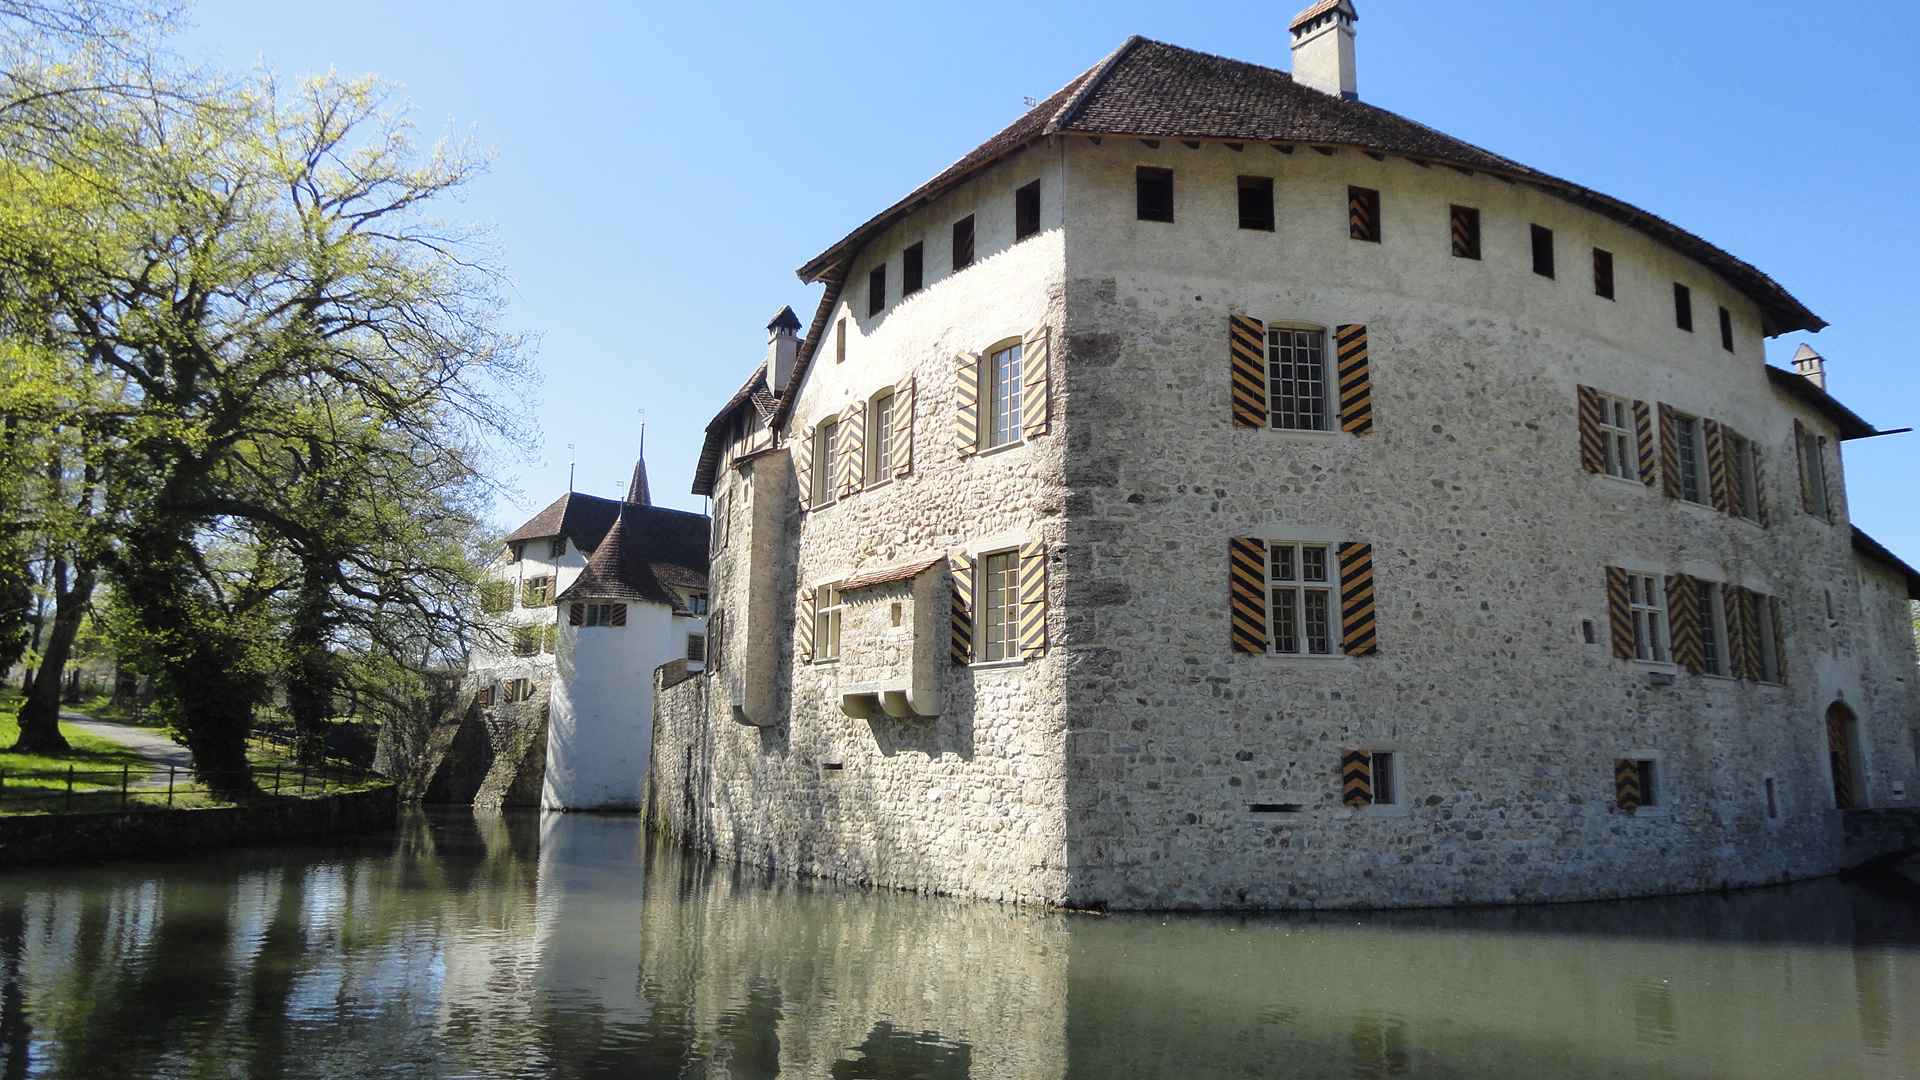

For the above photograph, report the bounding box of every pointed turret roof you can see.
[554,502,710,611]
[627,455,651,507]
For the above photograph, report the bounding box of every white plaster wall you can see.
[543,600,675,811]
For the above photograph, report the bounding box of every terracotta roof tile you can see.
[838,555,947,592]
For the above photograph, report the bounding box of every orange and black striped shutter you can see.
[1335,325,1374,435]
[1577,384,1604,473]
[1229,315,1267,428]
[1633,400,1657,487]
[1337,542,1378,656]
[1657,404,1682,499]
[1721,586,1748,680]
[1228,537,1268,654]
[1341,749,1373,808]
[792,427,813,511]
[949,555,974,665]
[796,588,815,662]
[1614,760,1643,811]
[568,603,584,627]
[1022,323,1051,438]
[1703,418,1732,512]
[1018,542,1047,659]
[838,403,865,497]
[1753,450,1770,527]
[1606,566,1634,660]
[893,376,915,478]
[1665,574,1702,674]
[610,604,627,627]
[1793,419,1813,513]
[1348,186,1379,241]
[1736,589,1763,681]
[1769,599,1787,683]
[954,352,980,457]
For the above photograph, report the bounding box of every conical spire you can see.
[627,455,651,506]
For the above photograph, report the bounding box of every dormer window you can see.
[549,536,567,558]
[507,542,523,563]
[687,592,709,615]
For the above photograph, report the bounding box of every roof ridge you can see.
[1045,35,1147,135]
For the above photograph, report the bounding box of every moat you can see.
[0,810,1914,1079]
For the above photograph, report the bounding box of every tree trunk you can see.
[282,567,334,767]
[11,560,95,754]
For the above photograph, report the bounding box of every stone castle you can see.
[648,2,1920,909]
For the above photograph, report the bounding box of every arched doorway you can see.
[1825,702,1860,810]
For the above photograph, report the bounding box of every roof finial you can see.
[566,442,576,492]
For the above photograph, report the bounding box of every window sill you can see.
[1620,806,1669,819]
[968,658,1027,671]
[1630,660,1678,673]
[1594,472,1649,490]
[975,439,1026,459]
[1260,653,1353,663]
[810,658,841,667]
[1347,804,1410,819]
[1673,497,1719,517]
[1253,426,1345,439]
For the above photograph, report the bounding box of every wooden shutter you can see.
[1228,315,1267,428]
[949,555,974,665]
[1793,419,1813,513]
[568,603,584,627]
[1337,542,1378,656]
[610,603,627,627]
[542,624,557,653]
[893,376,915,478]
[1018,541,1047,659]
[1228,537,1269,654]
[793,426,814,511]
[796,587,815,663]
[1606,566,1634,660]
[1614,760,1643,811]
[954,352,980,457]
[1633,400,1657,487]
[1752,445,1771,527]
[1022,323,1051,438]
[1666,574,1702,674]
[1657,404,1681,499]
[1768,599,1787,684]
[839,402,865,496]
[1341,749,1373,808]
[1704,419,1732,512]
[1737,589,1763,681]
[1576,385,1604,473]
[1335,325,1374,435]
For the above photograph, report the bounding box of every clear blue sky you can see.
[174,0,1920,562]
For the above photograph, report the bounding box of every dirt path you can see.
[59,711,194,789]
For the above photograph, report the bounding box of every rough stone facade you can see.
[651,36,1920,910]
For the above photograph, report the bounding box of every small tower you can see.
[626,455,651,506]
[1792,343,1827,389]
[1290,0,1359,101]
[768,306,803,395]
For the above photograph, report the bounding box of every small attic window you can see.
[1673,283,1693,332]
[1347,186,1380,243]
[1593,248,1615,300]
[868,264,886,316]
[1238,176,1274,231]
[1136,167,1174,223]
[1719,307,1734,352]
[835,317,846,364]
[1015,180,1041,240]
[549,537,567,558]
[1530,225,1555,279]
[1449,205,1480,260]
[507,542,523,563]
[902,242,924,297]
[952,216,975,271]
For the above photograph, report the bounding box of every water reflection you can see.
[0,809,1909,1079]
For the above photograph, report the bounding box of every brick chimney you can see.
[1290,0,1359,101]
[767,306,802,395]
[1792,343,1826,389]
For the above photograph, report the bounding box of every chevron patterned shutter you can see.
[1633,400,1657,487]
[1666,574,1702,674]
[1338,541,1378,656]
[1228,537,1269,654]
[949,555,974,665]
[1577,385,1604,473]
[1022,323,1051,438]
[1793,419,1814,513]
[796,587,815,663]
[1704,418,1732,512]
[610,603,627,627]
[893,376,915,478]
[954,352,980,457]
[1737,589,1763,681]
[1606,567,1634,660]
[1018,542,1048,659]
[1335,325,1374,435]
[1341,749,1373,808]
[793,427,813,511]
[1614,760,1643,811]
[1769,598,1788,683]
[1657,404,1682,499]
[568,603,584,627]
[839,402,865,496]
[1229,315,1267,428]
[1752,444,1771,527]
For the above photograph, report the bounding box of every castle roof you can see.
[554,503,711,612]
[1765,365,1881,441]
[1852,526,1920,601]
[505,491,625,551]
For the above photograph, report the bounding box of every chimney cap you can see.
[767,306,802,333]
[1290,0,1356,35]
[1792,343,1823,363]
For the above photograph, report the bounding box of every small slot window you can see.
[1249,803,1304,814]
[1718,306,1734,352]
[1136,167,1174,223]
[1673,282,1693,331]
[1347,186,1380,242]
[1593,248,1615,300]
[952,215,975,271]
[1530,224,1555,278]
[835,317,847,364]
[1449,205,1480,259]
[1015,180,1041,240]
[1238,175,1274,231]
[868,264,886,316]
[1614,758,1659,812]
[902,242,924,297]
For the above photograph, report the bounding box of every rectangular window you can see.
[814,418,838,505]
[1719,306,1734,351]
[711,494,729,552]
[1724,429,1759,522]
[980,550,1020,662]
[870,390,895,478]
[503,677,533,704]
[686,633,706,663]
[1267,327,1329,431]
[521,575,553,607]
[1674,414,1705,504]
[1627,572,1669,663]
[952,215,975,271]
[1697,579,1724,676]
[1238,176,1274,231]
[1371,751,1398,806]
[686,592,708,615]
[1347,186,1380,242]
[868,264,886,316]
[548,537,567,558]
[1530,224,1555,278]
[582,602,625,627]
[812,584,843,661]
[902,242,924,297]
[1449,205,1480,259]
[985,342,1024,448]
[1268,542,1335,655]
[1593,248,1615,300]
[1597,392,1639,481]
[475,684,496,707]
[1798,426,1830,520]
[1753,592,1783,684]
[1614,758,1658,811]
[835,317,847,364]
[1135,166,1174,222]
[1673,282,1693,331]
[1014,180,1041,240]
[507,542,523,563]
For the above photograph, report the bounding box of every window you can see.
[1796,423,1831,521]
[1755,593,1782,683]
[813,418,838,505]
[1718,306,1734,352]
[686,591,708,616]
[711,494,729,552]
[549,537,567,558]
[1449,205,1480,259]
[980,550,1021,661]
[869,389,895,478]
[868,264,886,316]
[1614,758,1658,812]
[502,677,534,703]
[1269,542,1335,655]
[1238,176,1274,231]
[1530,224,1555,278]
[1347,186,1380,242]
[1673,282,1693,331]
[1135,166,1174,222]
[1341,749,1397,808]
[1267,327,1329,431]
[1014,180,1041,240]
[475,684,496,707]
[573,602,626,627]
[1723,428,1760,522]
[952,215,975,271]
[835,317,846,364]
[1673,413,1706,504]
[1626,572,1669,663]
[1596,392,1639,481]
[985,342,1024,449]
[512,626,539,656]
[521,575,553,607]
[686,633,706,663]
[812,583,843,661]
[1696,579,1725,676]
[1593,248,1615,300]
[507,542,523,563]
[902,242,924,297]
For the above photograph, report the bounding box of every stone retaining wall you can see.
[0,786,398,867]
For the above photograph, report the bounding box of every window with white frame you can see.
[813,583,844,661]
[1627,572,1669,662]
[813,417,838,505]
[1597,392,1638,482]
[979,549,1021,661]
[869,388,896,478]
[686,591,708,616]
[1673,413,1707,504]
[1268,542,1336,655]
[1370,751,1398,806]
[985,343,1024,449]
[1267,327,1329,431]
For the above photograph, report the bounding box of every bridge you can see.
[1840,807,1920,872]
